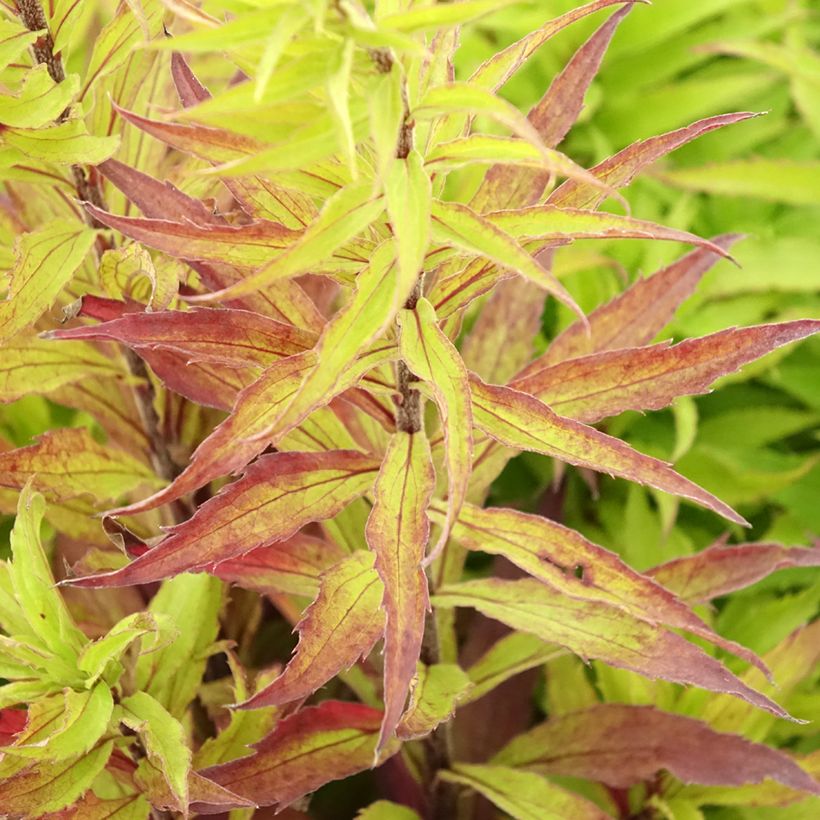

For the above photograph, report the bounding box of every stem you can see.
[17,0,184,497]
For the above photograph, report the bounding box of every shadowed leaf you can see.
[397,663,472,740]
[493,704,820,793]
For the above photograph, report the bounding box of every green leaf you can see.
[357,801,422,820]
[369,63,404,179]
[134,574,223,717]
[78,611,161,685]
[398,297,472,562]
[396,662,472,740]
[9,484,86,664]
[379,0,517,32]
[657,160,820,205]
[6,683,113,761]
[0,66,79,128]
[327,38,357,176]
[440,763,610,819]
[4,117,119,165]
[386,150,431,296]
[0,19,39,72]
[0,221,96,343]
[429,199,583,319]
[120,692,191,811]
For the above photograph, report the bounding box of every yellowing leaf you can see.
[386,151,431,295]
[0,741,113,816]
[469,375,746,525]
[396,662,472,740]
[430,199,583,320]
[70,451,379,587]
[327,38,357,175]
[241,551,385,709]
[10,485,86,664]
[366,431,436,751]
[0,428,160,502]
[0,221,96,343]
[440,763,610,820]
[369,63,404,178]
[204,701,399,808]
[120,692,191,811]
[398,297,472,562]
[0,66,78,128]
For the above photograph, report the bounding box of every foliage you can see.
[0,0,818,818]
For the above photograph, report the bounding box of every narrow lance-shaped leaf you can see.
[240,551,385,710]
[66,450,379,587]
[386,150,432,296]
[527,234,742,370]
[469,374,746,525]
[203,701,400,808]
[366,431,436,752]
[191,182,386,302]
[84,204,300,269]
[398,297,472,563]
[106,342,393,518]
[0,741,113,816]
[430,199,584,321]
[469,0,640,91]
[440,763,610,820]
[487,205,735,260]
[492,704,820,794]
[252,242,407,444]
[432,578,788,718]
[48,307,318,370]
[548,112,761,211]
[0,428,160,502]
[649,541,820,604]
[0,221,96,343]
[512,321,820,424]
[446,502,768,674]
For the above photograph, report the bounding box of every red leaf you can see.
[522,234,742,371]
[469,374,746,525]
[84,204,299,269]
[203,701,398,808]
[50,308,317,369]
[649,540,820,603]
[472,5,634,211]
[549,112,761,210]
[511,320,820,423]
[213,533,346,598]
[171,52,209,108]
[65,451,379,587]
[366,432,436,751]
[447,503,768,674]
[240,551,384,709]
[493,704,820,794]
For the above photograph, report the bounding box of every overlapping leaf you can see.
[469,374,746,524]
[493,704,820,794]
[512,321,820,423]
[204,701,399,808]
[241,551,385,710]
[67,451,379,587]
[432,578,787,717]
